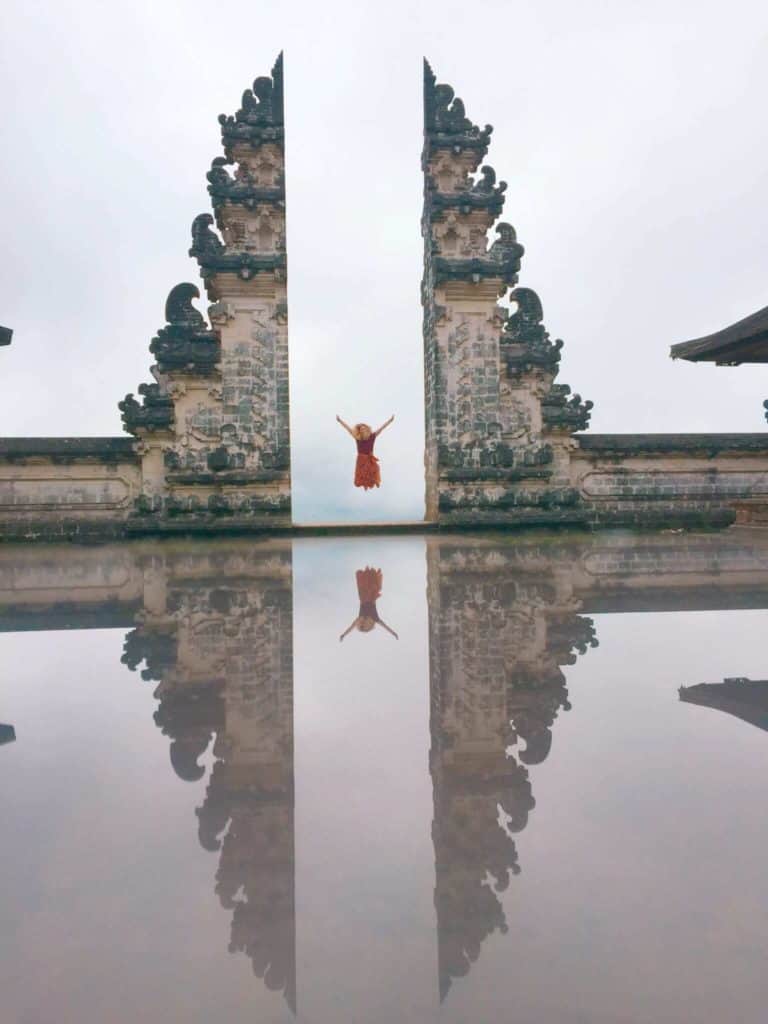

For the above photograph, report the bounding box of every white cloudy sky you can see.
[1,0,766,521]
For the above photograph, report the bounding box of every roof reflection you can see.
[680,678,768,733]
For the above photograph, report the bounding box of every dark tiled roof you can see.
[671,304,768,363]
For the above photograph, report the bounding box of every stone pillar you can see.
[120,55,291,529]
[422,62,592,525]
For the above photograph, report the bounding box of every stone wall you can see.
[122,53,291,530]
[572,434,768,527]
[422,61,591,526]
[1,57,292,541]
[0,438,141,541]
[2,60,767,539]
[421,62,768,528]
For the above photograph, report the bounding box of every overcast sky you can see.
[1,0,766,521]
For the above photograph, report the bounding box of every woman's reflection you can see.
[339,567,398,641]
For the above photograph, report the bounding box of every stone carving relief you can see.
[422,61,593,522]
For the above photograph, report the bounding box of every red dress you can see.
[356,567,383,615]
[354,433,381,490]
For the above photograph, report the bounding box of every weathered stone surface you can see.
[422,61,592,524]
[502,288,563,376]
[2,59,768,540]
[421,61,768,529]
[581,469,768,499]
[120,55,291,530]
[0,444,142,540]
[119,384,174,433]
[218,53,285,154]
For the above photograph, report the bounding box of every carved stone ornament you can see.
[149,283,221,375]
[502,288,564,375]
[433,222,524,287]
[218,52,285,154]
[119,383,174,434]
[541,384,594,432]
[206,156,284,210]
[423,60,493,158]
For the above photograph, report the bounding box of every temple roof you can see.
[670,303,768,364]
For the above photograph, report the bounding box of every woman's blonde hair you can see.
[354,423,372,440]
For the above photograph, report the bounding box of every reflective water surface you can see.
[1,531,768,1023]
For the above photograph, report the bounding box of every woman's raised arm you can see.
[375,414,395,435]
[336,415,356,438]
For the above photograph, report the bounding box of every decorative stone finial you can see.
[165,282,207,327]
[489,223,525,274]
[423,58,493,157]
[189,215,224,261]
[151,283,220,374]
[503,288,564,375]
[119,384,174,434]
[541,385,594,432]
[119,283,222,437]
[430,164,508,217]
[205,159,284,211]
[189,211,285,282]
[218,52,284,155]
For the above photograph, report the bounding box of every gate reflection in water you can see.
[1,532,768,1023]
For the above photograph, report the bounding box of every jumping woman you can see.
[336,414,395,490]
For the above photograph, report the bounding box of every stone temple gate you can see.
[1,54,768,538]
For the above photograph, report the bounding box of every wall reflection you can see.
[2,532,768,1012]
[426,538,598,997]
[425,532,768,998]
[119,542,296,1012]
